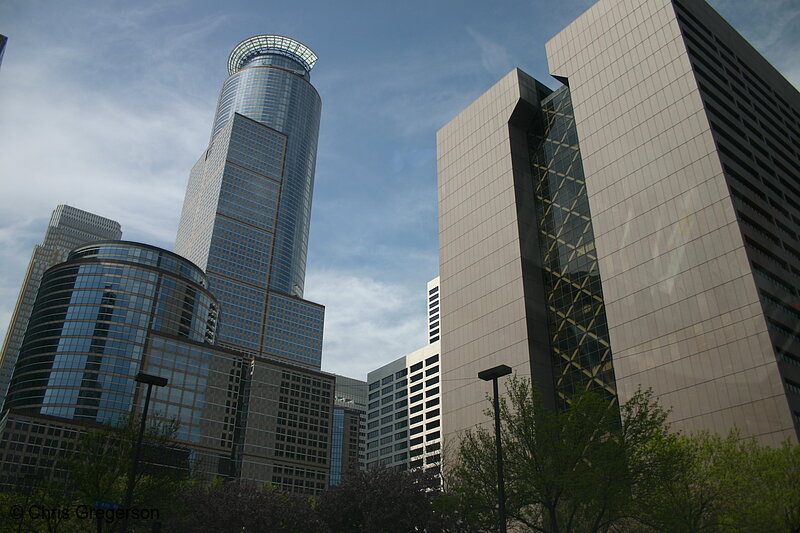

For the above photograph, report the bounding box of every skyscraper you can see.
[171,35,334,489]
[0,36,336,493]
[365,278,443,473]
[438,0,799,448]
[0,205,122,403]
[175,35,324,368]
[330,375,367,485]
[0,239,335,492]
[428,277,440,344]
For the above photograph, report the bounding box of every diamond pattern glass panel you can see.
[528,86,617,407]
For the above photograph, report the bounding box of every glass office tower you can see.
[175,35,324,368]
[0,205,122,405]
[4,242,218,425]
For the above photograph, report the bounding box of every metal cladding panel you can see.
[546,0,796,444]
[437,70,544,446]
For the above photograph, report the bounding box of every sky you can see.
[0,0,798,381]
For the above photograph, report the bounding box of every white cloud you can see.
[0,3,221,351]
[306,270,428,380]
[466,27,514,76]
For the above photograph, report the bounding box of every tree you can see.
[170,480,320,533]
[445,376,674,533]
[631,431,800,533]
[66,416,186,498]
[58,416,188,531]
[0,416,187,533]
[732,438,800,532]
[316,467,442,532]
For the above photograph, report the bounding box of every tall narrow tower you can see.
[175,35,324,368]
[0,205,122,402]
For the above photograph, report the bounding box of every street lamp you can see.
[121,372,168,533]
[478,364,512,533]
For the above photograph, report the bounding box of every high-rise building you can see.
[0,35,7,70]
[0,241,335,493]
[428,277,441,344]
[175,35,324,369]
[366,343,441,472]
[170,34,334,490]
[0,242,224,483]
[330,375,367,485]
[437,0,799,448]
[365,278,443,472]
[0,205,122,403]
[1,35,337,492]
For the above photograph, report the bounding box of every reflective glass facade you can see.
[4,242,217,425]
[175,36,324,366]
[330,375,367,485]
[330,408,345,483]
[0,205,121,405]
[528,87,616,407]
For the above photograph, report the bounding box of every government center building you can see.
[438,0,800,448]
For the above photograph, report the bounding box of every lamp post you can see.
[478,364,512,533]
[121,372,168,533]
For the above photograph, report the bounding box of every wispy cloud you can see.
[710,0,800,87]
[0,2,225,345]
[307,270,429,379]
[466,27,514,76]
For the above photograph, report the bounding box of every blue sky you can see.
[0,0,798,380]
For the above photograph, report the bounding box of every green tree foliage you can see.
[316,467,443,532]
[170,480,319,533]
[446,376,673,533]
[631,431,800,533]
[0,417,188,533]
[60,416,187,518]
[445,376,800,533]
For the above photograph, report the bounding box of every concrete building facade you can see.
[428,277,441,344]
[366,342,441,472]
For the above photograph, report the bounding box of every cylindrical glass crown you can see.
[208,36,321,299]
